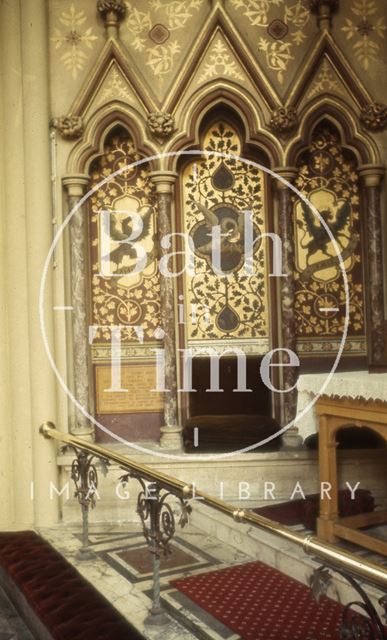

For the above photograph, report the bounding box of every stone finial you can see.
[97,0,126,37]
[309,0,339,30]
[147,112,175,140]
[360,103,387,132]
[269,107,298,134]
[50,115,84,140]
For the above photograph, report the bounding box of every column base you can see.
[159,425,183,451]
[70,427,95,443]
[281,426,303,450]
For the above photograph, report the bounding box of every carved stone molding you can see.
[309,0,339,30]
[97,0,126,37]
[269,107,298,134]
[147,112,175,140]
[360,103,387,132]
[51,115,84,140]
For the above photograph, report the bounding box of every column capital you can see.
[63,175,90,197]
[97,0,126,38]
[150,171,178,194]
[359,165,385,188]
[272,166,298,190]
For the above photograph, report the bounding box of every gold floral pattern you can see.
[198,38,245,82]
[182,122,268,341]
[232,0,311,84]
[307,59,345,99]
[340,0,386,70]
[294,124,365,346]
[124,0,203,78]
[51,3,98,79]
[89,128,160,345]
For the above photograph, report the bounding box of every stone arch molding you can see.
[66,104,159,176]
[287,97,381,167]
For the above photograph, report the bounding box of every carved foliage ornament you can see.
[147,112,175,140]
[97,0,126,20]
[360,103,387,132]
[269,107,298,133]
[51,115,84,140]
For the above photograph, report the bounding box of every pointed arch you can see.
[66,103,159,175]
[286,97,380,166]
[166,86,282,170]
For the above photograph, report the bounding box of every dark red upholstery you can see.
[0,531,143,639]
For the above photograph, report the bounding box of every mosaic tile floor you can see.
[40,522,252,640]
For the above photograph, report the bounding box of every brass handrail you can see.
[40,422,387,590]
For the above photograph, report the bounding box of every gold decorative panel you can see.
[181,122,269,345]
[294,123,366,354]
[89,128,161,350]
[226,0,315,93]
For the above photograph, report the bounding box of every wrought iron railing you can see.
[40,422,387,637]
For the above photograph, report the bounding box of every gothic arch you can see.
[166,87,281,170]
[66,104,159,176]
[287,98,380,166]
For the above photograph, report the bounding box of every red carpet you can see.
[171,561,345,640]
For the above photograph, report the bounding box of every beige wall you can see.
[0,0,386,528]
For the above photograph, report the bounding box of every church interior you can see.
[0,0,387,638]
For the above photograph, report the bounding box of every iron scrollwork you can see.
[310,565,387,640]
[62,445,109,557]
[120,473,192,557]
[120,472,192,625]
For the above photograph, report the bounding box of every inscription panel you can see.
[95,364,163,414]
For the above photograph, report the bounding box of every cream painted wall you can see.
[0,0,59,528]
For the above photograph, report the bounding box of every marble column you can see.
[63,177,95,441]
[274,168,302,448]
[359,165,386,364]
[150,172,183,451]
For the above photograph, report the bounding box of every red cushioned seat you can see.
[0,531,144,640]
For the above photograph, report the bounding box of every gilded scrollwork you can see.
[89,128,161,345]
[182,122,268,343]
[231,0,311,84]
[294,124,365,352]
[198,38,245,82]
[360,102,387,131]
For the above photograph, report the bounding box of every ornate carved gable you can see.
[84,60,145,118]
[68,39,157,119]
[224,0,316,96]
[297,55,355,112]
[165,7,281,119]
[180,31,257,102]
[287,33,372,109]
[117,0,211,104]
